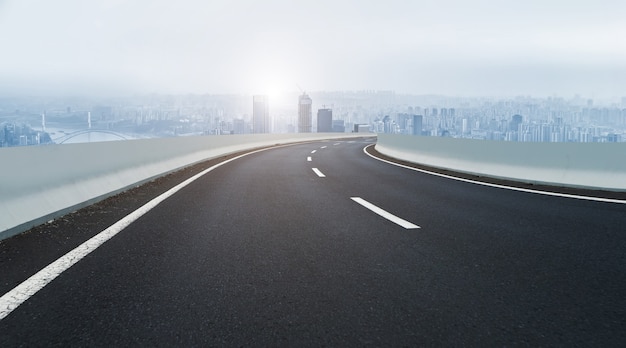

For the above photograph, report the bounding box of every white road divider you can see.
[351,197,420,229]
[312,168,326,177]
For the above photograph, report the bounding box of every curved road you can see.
[1,138,625,346]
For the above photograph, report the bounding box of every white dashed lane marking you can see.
[312,168,326,177]
[351,197,420,229]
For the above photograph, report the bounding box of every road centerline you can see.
[350,197,420,229]
[312,168,326,177]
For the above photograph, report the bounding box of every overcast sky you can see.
[0,0,624,98]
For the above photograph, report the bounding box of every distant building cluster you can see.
[1,92,625,147]
[376,97,626,143]
[0,122,52,147]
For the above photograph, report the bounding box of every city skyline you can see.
[2,90,625,147]
[0,0,624,99]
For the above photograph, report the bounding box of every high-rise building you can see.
[317,108,332,132]
[298,93,312,133]
[332,119,345,133]
[412,115,423,136]
[510,114,523,132]
[233,118,246,134]
[383,115,393,133]
[396,113,410,132]
[252,95,269,133]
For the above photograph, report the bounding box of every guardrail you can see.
[1,133,367,240]
[375,133,626,191]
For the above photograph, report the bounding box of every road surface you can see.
[1,137,625,346]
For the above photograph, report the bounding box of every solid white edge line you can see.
[0,145,283,321]
[307,156,312,162]
[351,197,420,229]
[312,168,326,177]
[363,144,626,205]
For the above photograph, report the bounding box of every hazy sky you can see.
[0,0,624,98]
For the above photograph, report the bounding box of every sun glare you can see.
[266,83,284,101]
[248,59,297,108]
[257,76,293,108]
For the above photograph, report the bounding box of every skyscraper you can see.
[298,93,312,133]
[252,95,269,133]
[317,108,332,132]
[412,115,423,136]
[510,114,523,132]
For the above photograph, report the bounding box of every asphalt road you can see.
[1,137,625,346]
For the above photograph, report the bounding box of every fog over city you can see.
[3,4,626,345]
[1,0,625,100]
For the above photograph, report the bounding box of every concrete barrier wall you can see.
[1,133,365,240]
[376,134,626,191]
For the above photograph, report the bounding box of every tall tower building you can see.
[298,93,312,133]
[412,115,423,136]
[510,114,523,132]
[252,95,269,133]
[317,108,332,132]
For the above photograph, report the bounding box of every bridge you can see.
[1,134,625,345]
[52,129,130,144]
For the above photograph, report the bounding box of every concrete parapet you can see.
[376,134,626,192]
[0,133,365,240]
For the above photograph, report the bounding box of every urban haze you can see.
[1,1,625,146]
[2,1,626,346]
[0,0,624,98]
[2,93,626,146]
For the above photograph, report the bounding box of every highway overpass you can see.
[1,135,625,345]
